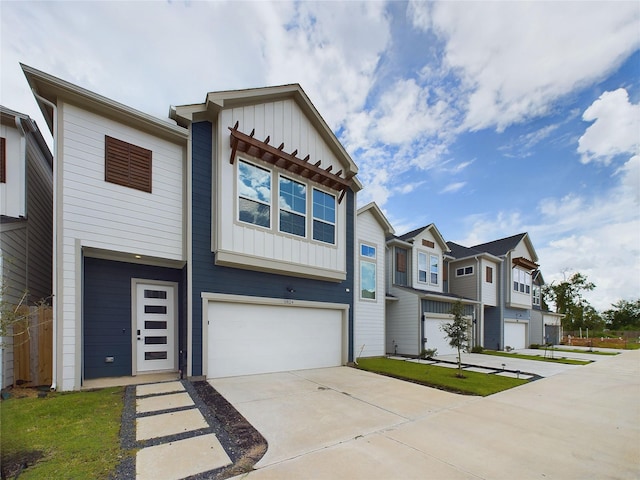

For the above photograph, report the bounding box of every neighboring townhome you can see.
[0,106,53,389]
[170,86,361,379]
[449,233,539,351]
[530,270,564,345]
[386,224,475,357]
[23,65,189,391]
[354,202,394,358]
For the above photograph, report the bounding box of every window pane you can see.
[313,220,335,243]
[361,244,376,258]
[361,262,376,299]
[280,210,306,237]
[430,255,438,284]
[465,266,473,275]
[239,161,271,203]
[239,197,270,227]
[313,189,335,223]
[279,177,306,214]
[144,289,167,299]
[144,305,167,314]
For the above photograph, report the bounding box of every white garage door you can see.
[423,317,457,356]
[207,301,344,378]
[504,322,527,350]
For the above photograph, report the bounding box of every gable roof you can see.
[21,64,187,144]
[446,241,503,263]
[393,224,449,252]
[171,84,359,187]
[0,105,52,168]
[357,202,394,236]
[470,232,538,262]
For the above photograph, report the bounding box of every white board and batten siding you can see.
[57,102,185,390]
[0,120,26,218]
[386,286,420,356]
[508,239,534,309]
[411,229,444,293]
[214,100,347,281]
[481,259,498,307]
[354,208,387,358]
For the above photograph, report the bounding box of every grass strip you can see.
[481,350,590,365]
[549,348,619,356]
[1,387,125,479]
[356,357,528,396]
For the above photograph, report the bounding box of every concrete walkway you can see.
[134,381,231,480]
[213,350,640,479]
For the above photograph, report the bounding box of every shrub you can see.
[470,345,484,353]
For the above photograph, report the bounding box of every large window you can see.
[238,160,271,228]
[279,176,306,237]
[512,267,531,294]
[533,285,541,306]
[360,243,376,300]
[486,266,493,283]
[430,255,439,284]
[418,252,428,283]
[312,188,335,244]
[105,135,152,193]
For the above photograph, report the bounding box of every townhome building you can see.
[0,106,53,389]
[23,64,361,390]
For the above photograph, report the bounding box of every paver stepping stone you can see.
[136,392,193,414]
[464,367,497,374]
[136,434,232,480]
[136,408,209,441]
[495,371,533,379]
[137,381,185,397]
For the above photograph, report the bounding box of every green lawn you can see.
[1,387,125,479]
[481,350,591,365]
[356,357,528,396]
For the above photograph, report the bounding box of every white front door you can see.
[135,283,176,373]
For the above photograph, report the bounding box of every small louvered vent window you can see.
[0,137,6,183]
[105,135,152,193]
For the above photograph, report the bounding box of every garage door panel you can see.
[504,322,526,350]
[208,302,343,378]
[423,318,457,356]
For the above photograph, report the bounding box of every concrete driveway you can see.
[211,351,640,479]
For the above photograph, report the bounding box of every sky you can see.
[1,1,639,312]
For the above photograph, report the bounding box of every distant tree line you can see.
[543,272,640,332]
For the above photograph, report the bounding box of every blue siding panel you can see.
[190,121,355,375]
[83,257,185,379]
[484,306,501,350]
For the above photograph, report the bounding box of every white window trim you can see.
[360,259,377,301]
[237,159,272,230]
[417,251,428,284]
[430,254,439,286]
[360,242,376,259]
[456,265,474,277]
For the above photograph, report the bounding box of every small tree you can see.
[440,300,470,378]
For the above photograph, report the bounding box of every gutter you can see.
[31,89,58,392]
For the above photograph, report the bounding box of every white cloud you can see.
[578,89,640,165]
[440,182,466,194]
[411,1,640,132]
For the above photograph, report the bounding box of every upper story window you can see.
[456,266,474,277]
[486,266,493,283]
[361,244,376,258]
[238,160,271,228]
[512,267,531,294]
[105,135,152,193]
[533,285,541,306]
[418,252,428,283]
[0,137,6,183]
[360,243,377,300]
[312,188,335,244]
[430,254,439,284]
[279,176,306,237]
[395,247,408,286]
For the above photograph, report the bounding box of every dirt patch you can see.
[191,381,267,479]
[1,450,46,479]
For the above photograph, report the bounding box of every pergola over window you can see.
[229,122,354,203]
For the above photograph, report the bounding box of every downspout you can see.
[474,255,481,348]
[31,89,58,391]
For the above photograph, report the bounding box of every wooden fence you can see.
[12,305,53,387]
